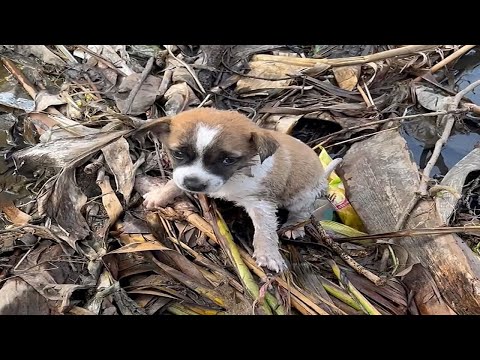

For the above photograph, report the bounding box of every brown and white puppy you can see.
[143,108,341,273]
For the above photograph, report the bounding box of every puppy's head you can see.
[151,108,279,193]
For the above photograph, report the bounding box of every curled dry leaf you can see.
[114,73,161,116]
[27,112,99,142]
[101,137,135,203]
[96,175,123,226]
[34,90,67,112]
[164,82,200,116]
[235,60,305,94]
[16,45,66,67]
[436,147,480,224]
[415,85,452,111]
[13,129,130,172]
[0,279,50,315]
[74,45,134,76]
[37,169,90,244]
[11,241,94,314]
[263,114,303,134]
[333,65,361,91]
[0,200,32,225]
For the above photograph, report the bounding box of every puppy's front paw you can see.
[284,226,305,239]
[142,189,173,209]
[254,249,287,273]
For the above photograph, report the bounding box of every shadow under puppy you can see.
[143,108,341,273]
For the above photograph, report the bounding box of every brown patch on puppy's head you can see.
[150,108,278,193]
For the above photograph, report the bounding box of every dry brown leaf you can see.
[101,137,135,203]
[35,90,67,112]
[13,129,129,172]
[333,65,361,91]
[415,85,452,111]
[11,241,93,314]
[263,114,303,134]
[107,241,169,254]
[163,82,200,116]
[0,200,32,225]
[16,45,66,67]
[37,169,90,245]
[115,74,161,115]
[236,60,306,94]
[74,45,134,75]
[97,175,123,226]
[0,279,50,315]
[122,213,151,234]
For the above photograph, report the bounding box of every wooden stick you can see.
[1,57,37,99]
[164,45,206,94]
[124,56,155,114]
[253,45,438,68]
[414,45,477,82]
[308,216,384,286]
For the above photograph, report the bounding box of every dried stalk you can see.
[329,260,381,315]
[253,45,438,68]
[335,225,480,244]
[1,57,37,99]
[308,216,384,286]
[414,45,477,82]
[311,110,466,148]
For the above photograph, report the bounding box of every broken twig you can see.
[124,56,155,114]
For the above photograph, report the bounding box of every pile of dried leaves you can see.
[0,45,478,315]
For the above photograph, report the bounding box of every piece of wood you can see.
[340,129,480,314]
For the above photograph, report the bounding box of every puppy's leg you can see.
[283,188,321,239]
[242,200,287,273]
[143,179,183,209]
[283,210,312,239]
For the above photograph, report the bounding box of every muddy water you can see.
[401,48,480,178]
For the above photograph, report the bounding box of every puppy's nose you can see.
[183,177,207,192]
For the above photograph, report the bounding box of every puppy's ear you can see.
[250,131,279,163]
[148,117,171,141]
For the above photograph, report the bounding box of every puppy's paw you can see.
[284,226,305,239]
[142,189,174,209]
[254,249,288,273]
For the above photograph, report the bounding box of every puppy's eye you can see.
[222,157,238,166]
[171,150,184,160]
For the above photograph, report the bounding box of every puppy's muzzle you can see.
[182,176,207,192]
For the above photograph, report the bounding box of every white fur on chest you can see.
[208,154,274,203]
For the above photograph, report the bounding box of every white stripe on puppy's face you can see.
[196,124,220,154]
[173,160,224,193]
[173,123,225,193]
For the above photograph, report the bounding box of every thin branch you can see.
[309,109,466,148]
[164,45,206,95]
[396,78,480,230]
[123,56,155,114]
[307,216,384,286]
